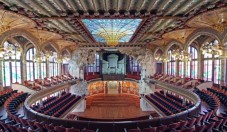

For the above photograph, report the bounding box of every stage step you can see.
[86,94,140,108]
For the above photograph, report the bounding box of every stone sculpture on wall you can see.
[68,49,96,79]
[118,48,155,77]
[70,80,88,96]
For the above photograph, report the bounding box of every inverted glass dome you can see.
[82,19,142,46]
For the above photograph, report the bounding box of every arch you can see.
[164,40,183,56]
[0,28,40,51]
[184,28,222,50]
[61,48,72,58]
[153,47,164,57]
[41,40,60,55]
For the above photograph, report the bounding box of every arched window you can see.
[186,46,198,79]
[1,41,21,87]
[26,47,39,81]
[167,50,175,76]
[49,52,59,76]
[203,40,221,83]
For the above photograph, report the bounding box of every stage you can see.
[68,94,156,121]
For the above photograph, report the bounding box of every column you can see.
[39,61,42,79]
[198,51,203,79]
[22,56,27,83]
[0,59,3,90]
[59,62,62,75]
[220,59,225,86]
[46,59,50,78]
[183,61,187,78]
[175,60,179,76]
[163,61,166,75]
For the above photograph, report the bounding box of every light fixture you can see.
[155,54,164,61]
[201,40,223,57]
[44,51,53,59]
[33,53,43,63]
[0,43,21,59]
[171,48,191,61]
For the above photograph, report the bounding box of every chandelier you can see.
[155,54,164,61]
[0,44,21,59]
[33,53,43,63]
[44,51,53,59]
[171,49,191,61]
[201,40,223,57]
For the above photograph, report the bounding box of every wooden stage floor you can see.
[70,94,153,121]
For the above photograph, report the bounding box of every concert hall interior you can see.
[0,0,227,132]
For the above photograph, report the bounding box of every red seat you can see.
[45,124,55,131]
[142,127,156,132]
[157,125,167,132]
[205,122,215,132]
[67,127,80,132]
[187,118,196,128]
[195,125,206,132]
[17,127,28,132]
[81,129,95,132]
[126,129,141,132]
[168,122,180,130]
[181,127,194,132]
[55,126,67,132]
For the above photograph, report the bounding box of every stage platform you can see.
[68,94,158,121]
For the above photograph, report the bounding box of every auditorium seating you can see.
[145,91,193,116]
[22,74,76,90]
[32,92,81,117]
[0,89,97,132]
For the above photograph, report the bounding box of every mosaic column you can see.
[183,61,187,78]
[220,59,226,86]
[59,62,62,75]
[39,61,42,79]
[0,59,3,90]
[46,59,50,78]
[22,56,27,83]
[163,61,166,75]
[175,60,179,76]
[198,51,203,79]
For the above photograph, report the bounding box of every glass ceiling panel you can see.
[82,19,142,43]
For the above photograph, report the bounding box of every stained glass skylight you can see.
[82,19,142,46]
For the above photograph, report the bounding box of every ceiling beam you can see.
[37,15,182,20]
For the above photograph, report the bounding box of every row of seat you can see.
[152,73,202,89]
[207,86,227,107]
[155,92,188,111]
[1,90,97,132]
[194,88,220,114]
[0,89,17,106]
[23,74,75,90]
[31,92,81,117]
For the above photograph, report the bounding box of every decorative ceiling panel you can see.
[0,0,225,48]
[82,19,142,43]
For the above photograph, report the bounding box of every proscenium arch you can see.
[164,40,183,56]
[184,28,222,51]
[0,28,40,51]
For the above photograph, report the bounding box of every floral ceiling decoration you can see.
[82,19,142,46]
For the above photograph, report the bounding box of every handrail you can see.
[24,78,201,132]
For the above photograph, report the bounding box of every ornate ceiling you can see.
[0,0,226,49]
